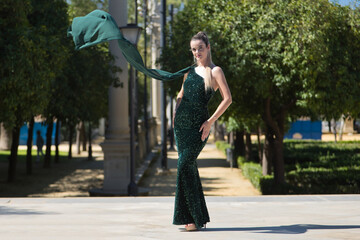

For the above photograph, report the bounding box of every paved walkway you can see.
[138,142,260,196]
[3,138,360,239]
[1,195,360,240]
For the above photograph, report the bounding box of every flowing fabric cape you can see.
[67,9,191,81]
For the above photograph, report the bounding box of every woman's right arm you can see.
[173,73,188,127]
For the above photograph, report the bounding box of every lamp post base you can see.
[128,181,139,196]
[89,187,149,197]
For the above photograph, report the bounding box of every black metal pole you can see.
[143,0,149,154]
[128,65,138,196]
[168,4,175,151]
[134,0,139,148]
[88,122,92,161]
[160,0,167,169]
[128,0,139,196]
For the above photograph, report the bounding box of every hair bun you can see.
[191,31,210,46]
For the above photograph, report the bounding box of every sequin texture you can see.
[173,66,214,229]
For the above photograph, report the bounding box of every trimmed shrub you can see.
[240,161,262,190]
[217,140,360,194]
[215,141,232,156]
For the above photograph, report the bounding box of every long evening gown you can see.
[173,66,214,229]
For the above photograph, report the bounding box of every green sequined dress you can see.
[173,66,215,229]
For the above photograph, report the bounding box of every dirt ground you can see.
[2,132,358,198]
[138,138,260,197]
[0,146,104,197]
[0,137,260,197]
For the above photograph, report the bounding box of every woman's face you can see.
[190,39,209,62]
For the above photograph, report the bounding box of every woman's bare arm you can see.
[199,67,232,141]
[208,67,232,124]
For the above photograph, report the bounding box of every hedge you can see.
[216,140,360,194]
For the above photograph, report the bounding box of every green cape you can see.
[67,10,191,81]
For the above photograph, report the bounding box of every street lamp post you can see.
[160,0,167,170]
[119,24,142,196]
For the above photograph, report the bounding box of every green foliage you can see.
[68,0,108,19]
[0,150,68,163]
[0,0,61,128]
[305,3,360,120]
[239,161,263,190]
[55,0,120,126]
[55,44,119,125]
[215,141,231,156]
[165,0,360,184]
[227,140,360,194]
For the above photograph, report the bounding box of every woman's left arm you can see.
[199,67,232,141]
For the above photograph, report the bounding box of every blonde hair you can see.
[191,31,214,91]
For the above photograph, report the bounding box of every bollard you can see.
[226,148,233,169]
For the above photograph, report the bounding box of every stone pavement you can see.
[1,195,360,240]
[5,137,359,239]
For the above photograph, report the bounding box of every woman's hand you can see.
[199,120,212,141]
[172,111,176,128]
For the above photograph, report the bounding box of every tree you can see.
[162,0,360,186]
[306,3,360,129]
[0,0,62,181]
[26,117,35,174]
[65,0,119,160]
[26,0,70,169]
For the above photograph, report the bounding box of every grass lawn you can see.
[0,149,68,162]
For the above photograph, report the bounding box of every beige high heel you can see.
[185,223,197,231]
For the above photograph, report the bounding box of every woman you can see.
[172,31,232,231]
[68,10,231,231]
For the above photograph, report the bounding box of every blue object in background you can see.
[284,120,322,140]
[19,122,59,145]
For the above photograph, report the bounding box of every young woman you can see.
[172,32,232,231]
[68,10,231,232]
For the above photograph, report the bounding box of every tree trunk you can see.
[43,121,53,168]
[8,126,20,182]
[88,122,92,161]
[245,132,252,161]
[262,96,287,184]
[26,117,35,175]
[76,122,81,155]
[80,121,87,151]
[339,116,345,141]
[229,131,234,146]
[262,132,273,176]
[257,127,262,163]
[55,119,60,163]
[68,124,74,159]
[0,123,12,150]
[214,122,225,141]
[234,130,245,157]
[273,137,285,184]
[331,119,337,143]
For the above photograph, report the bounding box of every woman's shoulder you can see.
[211,65,224,76]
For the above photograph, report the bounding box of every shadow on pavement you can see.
[197,158,229,168]
[0,206,58,215]
[205,224,360,234]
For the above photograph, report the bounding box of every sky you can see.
[333,0,354,5]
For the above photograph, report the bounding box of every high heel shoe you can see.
[185,223,197,231]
